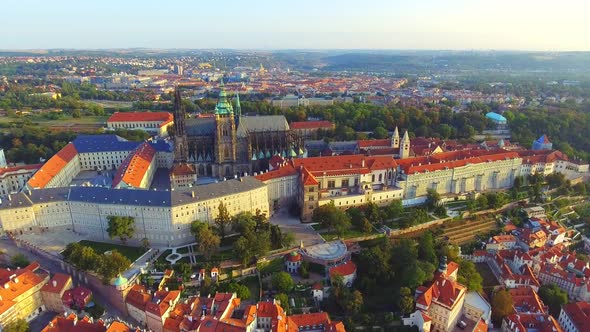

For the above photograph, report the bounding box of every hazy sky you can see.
[2,0,589,50]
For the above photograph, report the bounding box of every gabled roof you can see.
[107,112,173,127]
[27,143,78,189]
[290,120,333,130]
[112,142,156,189]
[41,273,71,294]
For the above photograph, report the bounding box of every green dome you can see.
[214,81,234,115]
[113,275,128,287]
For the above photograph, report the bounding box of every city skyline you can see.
[3,0,590,51]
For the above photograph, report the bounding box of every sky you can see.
[2,0,589,51]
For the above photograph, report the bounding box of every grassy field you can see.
[78,240,146,262]
[258,258,284,275]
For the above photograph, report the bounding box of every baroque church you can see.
[173,83,304,178]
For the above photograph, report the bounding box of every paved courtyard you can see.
[270,208,324,247]
[16,230,88,255]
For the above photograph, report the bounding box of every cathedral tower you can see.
[399,130,410,159]
[173,87,188,162]
[214,81,238,178]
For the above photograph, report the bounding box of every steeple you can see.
[235,90,241,126]
[391,126,400,148]
[399,130,410,159]
[214,80,234,116]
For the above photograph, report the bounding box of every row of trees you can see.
[61,242,131,282]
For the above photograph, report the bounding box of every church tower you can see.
[173,87,188,162]
[235,90,242,127]
[391,126,400,148]
[214,81,238,178]
[399,130,410,159]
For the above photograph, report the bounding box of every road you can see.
[269,209,324,246]
[0,237,125,320]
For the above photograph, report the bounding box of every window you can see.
[342,179,349,188]
[327,180,335,188]
[308,187,315,192]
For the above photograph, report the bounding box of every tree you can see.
[491,289,514,325]
[98,250,131,282]
[72,108,81,118]
[538,284,568,317]
[10,253,30,268]
[106,216,135,244]
[214,202,232,238]
[425,189,441,210]
[191,221,221,259]
[343,290,364,315]
[384,199,404,220]
[398,287,415,314]
[3,319,29,332]
[457,260,483,293]
[312,203,351,237]
[373,126,388,139]
[418,232,437,264]
[234,227,271,266]
[276,293,290,313]
[272,272,295,293]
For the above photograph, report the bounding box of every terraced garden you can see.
[438,217,500,245]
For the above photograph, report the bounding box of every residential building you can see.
[0,262,50,328]
[40,273,73,313]
[559,301,590,332]
[107,112,174,137]
[0,164,41,196]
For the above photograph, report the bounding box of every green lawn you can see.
[177,246,191,255]
[78,240,146,262]
[194,248,234,263]
[258,258,284,275]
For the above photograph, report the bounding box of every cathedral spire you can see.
[214,80,234,116]
[235,90,242,126]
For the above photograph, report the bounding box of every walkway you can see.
[269,209,324,246]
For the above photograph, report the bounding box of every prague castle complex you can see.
[0,87,587,244]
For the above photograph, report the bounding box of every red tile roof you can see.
[27,143,78,189]
[290,120,333,130]
[293,155,396,177]
[145,290,180,317]
[41,273,71,294]
[255,164,298,182]
[41,313,106,332]
[0,263,48,316]
[562,302,590,332]
[357,139,390,148]
[329,260,357,278]
[0,163,41,178]
[170,163,196,177]
[287,312,344,332]
[108,112,173,127]
[112,142,156,188]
